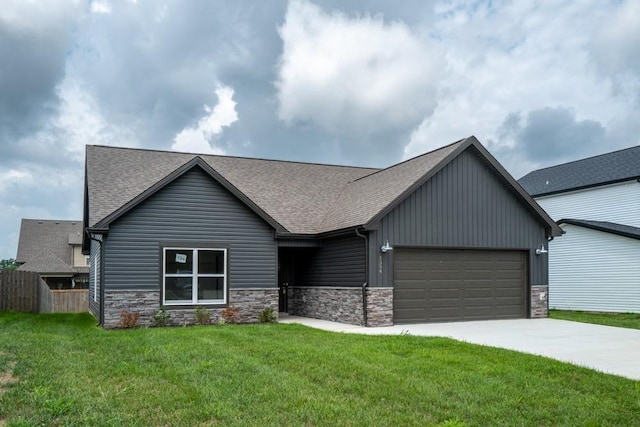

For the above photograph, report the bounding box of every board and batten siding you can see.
[102,167,277,290]
[549,224,640,313]
[535,181,640,227]
[298,234,366,287]
[370,148,549,288]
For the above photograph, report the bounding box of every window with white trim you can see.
[163,247,227,305]
[93,251,100,302]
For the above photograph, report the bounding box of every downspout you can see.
[355,228,368,326]
[88,233,104,326]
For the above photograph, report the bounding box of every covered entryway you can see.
[393,248,526,324]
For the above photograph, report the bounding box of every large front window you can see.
[163,247,227,305]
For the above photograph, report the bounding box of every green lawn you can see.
[550,309,640,330]
[0,312,638,426]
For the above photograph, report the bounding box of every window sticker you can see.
[175,253,187,264]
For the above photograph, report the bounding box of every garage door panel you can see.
[496,287,522,297]
[394,249,526,324]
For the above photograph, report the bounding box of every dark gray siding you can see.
[370,148,548,288]
[298,234,366,287]
[102,167,276,290]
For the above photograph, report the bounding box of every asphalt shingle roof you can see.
[86,146,379,233]
[86,136,559,236]
[559,219,640,240]
[16,219,84,274]
[518,145,640,197]
[319,141,463,231]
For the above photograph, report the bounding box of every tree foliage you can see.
[0,258,18,270]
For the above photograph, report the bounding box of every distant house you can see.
[83,136,561,328]
[16,219,90,290]
[519,145,640,313]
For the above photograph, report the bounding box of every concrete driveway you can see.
[279,316,640,380]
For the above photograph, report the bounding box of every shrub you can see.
[118,311,139,328]
[151,307,171,327]
[220,306,241,324]
[258,307,277,323]
[194,306,211,325]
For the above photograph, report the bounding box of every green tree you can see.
[0,258,18,270]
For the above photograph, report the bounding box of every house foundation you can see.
[102,288,279,328]
[288,286,393,327]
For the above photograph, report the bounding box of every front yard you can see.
[0,312,638,426]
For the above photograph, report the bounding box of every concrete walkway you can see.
[279,316,640,380]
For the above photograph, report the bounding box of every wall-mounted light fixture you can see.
[381,239,393,253]
[535,244,548,255]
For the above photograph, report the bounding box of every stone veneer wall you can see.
[102,288,279,328]
[366,287,393,326]
[289,286,364,325]
[289,286,394,327]
[530,285,549,318]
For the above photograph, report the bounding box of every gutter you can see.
[355,227,368,327]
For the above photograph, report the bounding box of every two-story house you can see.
[519,146,640,313]
[16,219,90,290]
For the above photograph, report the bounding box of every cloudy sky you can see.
[1,0,639,259]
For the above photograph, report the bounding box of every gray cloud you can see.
[0,3,79,147]
[491,107,608,177]
[1,0,639,259]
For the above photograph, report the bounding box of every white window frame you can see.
[93,252,99,302]
[162,247,227,306]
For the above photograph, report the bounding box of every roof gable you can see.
[85,145,377,234]
[519,145,640,197]
[16,219,83,274]
[91,157,287,232]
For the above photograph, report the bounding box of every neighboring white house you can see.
[519,146,640,313]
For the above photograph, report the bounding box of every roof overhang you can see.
[558,219,640,241]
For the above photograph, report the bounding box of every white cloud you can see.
[276,0,443,137]
[0,0,80,32]
[91,1,112,15]
[13,77,137,163]
[590,0,640,78]
[403,1,638,176]
[171,85,238,155]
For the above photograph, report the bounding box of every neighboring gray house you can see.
[16,219,90,289]
[519,145,640,313]
[84,136,562,328]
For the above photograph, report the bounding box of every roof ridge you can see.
[88,144,382,171]
[522,144,640,176]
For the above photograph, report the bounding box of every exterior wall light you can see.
[381,240,393,253]
[535,244,548,255]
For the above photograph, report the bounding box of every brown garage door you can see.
[394,249,526,324]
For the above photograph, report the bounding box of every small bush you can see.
[258,307,277,323]
[151,307,171,327]
[118,311,139,328]
[194,306,211,325]
[220,306,241,324]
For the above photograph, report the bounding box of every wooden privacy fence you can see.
[0,270,88,313]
